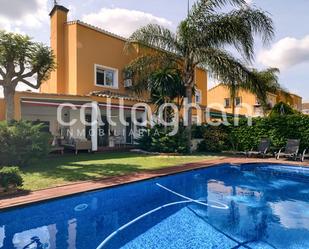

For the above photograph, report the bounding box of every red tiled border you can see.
[0,157,307,210]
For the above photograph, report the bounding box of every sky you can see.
[0,0,308,101]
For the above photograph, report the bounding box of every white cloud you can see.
[245,0,253,5]
[258,35,309,70]
[0,0,49,32]
[82,8,172,38]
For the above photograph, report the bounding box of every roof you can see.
[67,20,128,42]
[49,5,69,16]
[208,83,225,92]
[66,21,208,72]
[208,83,302,99]
[90,90,150,103]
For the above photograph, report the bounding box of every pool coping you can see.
[0,157,308,211]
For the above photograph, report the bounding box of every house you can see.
[207,83,302,117]
[302,103,309,115]
[0,4,208,151]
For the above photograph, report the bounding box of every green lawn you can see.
[20,152,220,191]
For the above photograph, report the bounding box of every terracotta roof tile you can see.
[90,90,150,103]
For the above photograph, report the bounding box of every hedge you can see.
[198,114,309,152]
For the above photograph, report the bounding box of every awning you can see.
[21,99,146,112]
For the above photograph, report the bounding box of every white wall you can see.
[21,105,61,135]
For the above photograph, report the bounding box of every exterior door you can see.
[98,116,109,147]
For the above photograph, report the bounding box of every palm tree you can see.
[125,0,274,151]
[149,67,186,112]
[226,67,281,114]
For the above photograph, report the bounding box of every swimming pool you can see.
[0,163,309,249]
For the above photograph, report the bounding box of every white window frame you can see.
[195,89,202,104]
[94,64,119,89]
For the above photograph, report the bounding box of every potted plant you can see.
[0,167,23,193]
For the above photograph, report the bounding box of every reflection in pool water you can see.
[0,163,308,249]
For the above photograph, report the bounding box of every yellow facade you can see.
[207,84,302,117]
[40,7,207,103]
[39,5,208,123]
[0,5,208,122]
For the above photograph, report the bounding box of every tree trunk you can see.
[185,86,193,153]
[230,86,236,116]
[231,96,235,115]
[3,87,15,122]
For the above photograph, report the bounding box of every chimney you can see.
[49,4,69,94]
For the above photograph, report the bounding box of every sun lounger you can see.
[246,138,271,158]
[276,139,300,161]
[301,148,308,162]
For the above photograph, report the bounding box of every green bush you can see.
[269,102,300,117]
[192,124,208,139]
[0,121,52,166]
[0,167,23,190]
[198,125,231,152]
[197,114,309,152]
[230,115,309,151]
[136,125,189,153]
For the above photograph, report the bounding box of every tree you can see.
[148,67,188,128]
[149,67,186,114]
[125,0,274,151]
[269,102,300,117]
[0,31,55,121]
[226,67,281,114]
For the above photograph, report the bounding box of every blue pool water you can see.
[0,163,309,249]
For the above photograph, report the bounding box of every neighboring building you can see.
[0,4,208,150]
[302,103,309,115]
[207,83,302,117]
[276,91,303,111]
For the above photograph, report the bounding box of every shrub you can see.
[0,167,23,190]
[0,121,52,166]
[228,114,309,151]
[197,114,309,153]
[269,102,299,117]
[136,125,190,153]
[192,124,208,139]
[198,125,231,152]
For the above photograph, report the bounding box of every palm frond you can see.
[125,24,181,55]
[239,68,281,109]
[189,0,246,17]
[198,48,280,110]
[198,47,250,85]
[190,8,274,61]
[124,53,179,95]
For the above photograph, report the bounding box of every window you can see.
[195,90,202,104]
[95,65,118,88]
[235,97,241,106]
[224,98,230,108]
